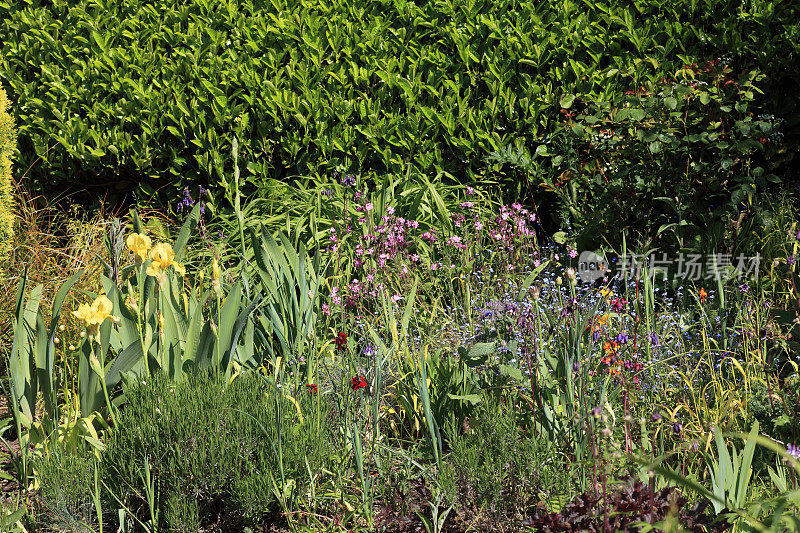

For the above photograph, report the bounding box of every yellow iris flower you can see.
[126,233,152,264]
[146,243,186,278]
[72,295,120,334]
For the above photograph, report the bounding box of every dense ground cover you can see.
[1,0,800,532]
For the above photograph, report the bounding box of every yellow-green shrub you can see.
[0,82,14,259]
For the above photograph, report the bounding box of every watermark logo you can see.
[576,252,759,283]
[577,251,608,283]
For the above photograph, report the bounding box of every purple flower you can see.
[615,332,630,344]
[788,443,800,459]
[363,344,377,357]
[177,187,193,212]
[177,187,205,216]
[341,174,356,187]
[591,329,601,342]
[789,255,796,266]
[738,282,749,294]
[647,331,659,346]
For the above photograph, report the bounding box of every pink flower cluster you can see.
[322,191,541,317]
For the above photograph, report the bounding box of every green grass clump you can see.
[99,371,331,531]
[440,399,569,523]
[35,444,98,531]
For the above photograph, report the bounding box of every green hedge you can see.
[0,0,797,202]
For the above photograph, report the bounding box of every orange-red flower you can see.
[699,288,708,303]
[351,375,368,391]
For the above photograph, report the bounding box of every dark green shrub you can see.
[100,371,331,531]
[494,59,791,250]
[0,0,796,205]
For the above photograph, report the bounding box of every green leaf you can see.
[459,342,494,367]
[218,282,243,368]
[174,203,202,262]
[498,364,525,382]
[629,108,646,121]
[104,340,144,389]
[559,94,576,109]
[446,393,482,405]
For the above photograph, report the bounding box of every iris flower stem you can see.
[92,341,118,426]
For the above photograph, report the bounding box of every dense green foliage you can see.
[1,0,798,205]
[101,372,330,530]
[493,60,788,248]
[3,0,800,528]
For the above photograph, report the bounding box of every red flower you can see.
[306,383,318,394]
[351,375,368,391]
[335,332,348,351]
[610,297,627,312]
